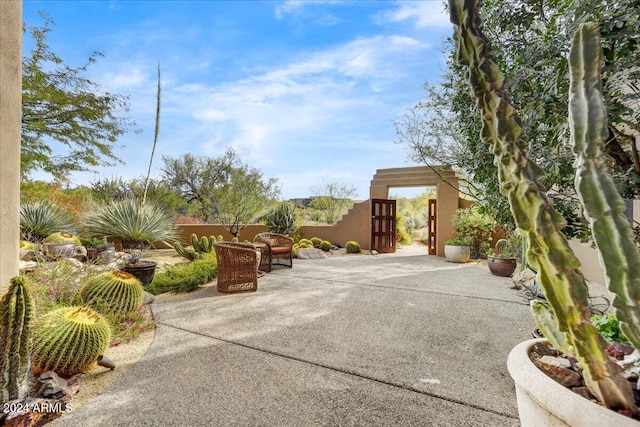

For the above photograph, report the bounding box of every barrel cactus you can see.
[31,306,111,377]
[0,276,34,401]
[321,240,331,252]
[76,270,144,315]
[310,237,323,247]
[345,241,361,253]
[43,232,82,246]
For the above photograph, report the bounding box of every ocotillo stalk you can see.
[449,0,635,410]
[0,276,34,401]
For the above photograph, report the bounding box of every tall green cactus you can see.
[31,306,111,377]
[569,24,640,350]
[173,234,215,261]
[449,0,636,410]
[0,276,34,401]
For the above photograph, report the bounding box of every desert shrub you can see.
[591,312,631,344]
[147,253,217,295]
[345,241,361,253]
[321,240,331,251]
[25,260,97,313]
[451,206,496,259]
[102,304,155,346]
[396,215,412,245]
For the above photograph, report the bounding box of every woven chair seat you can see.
[214,242,261,293]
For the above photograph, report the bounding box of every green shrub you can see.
[321,240,331,251]
[345,241,361,253]
[396,214,412,245]
[591,313,631,344]
[147,253,217,295]
[451,206,496,259]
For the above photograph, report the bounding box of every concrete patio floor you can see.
[52,244,537,426]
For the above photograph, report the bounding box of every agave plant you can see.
[20,202,77,242]
[82,199,180,251]
[264,201,299,235]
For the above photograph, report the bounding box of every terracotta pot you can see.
[487,256,517,277]
[444,244,470,263]
[507,339,639,427]
[121,260,157,286]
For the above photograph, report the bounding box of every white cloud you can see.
[379,1,450,29]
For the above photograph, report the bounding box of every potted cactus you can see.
[450,0,640,423]
[487,237,520,277]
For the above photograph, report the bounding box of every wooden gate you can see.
[371,199,396,253]
[428,199,437,255]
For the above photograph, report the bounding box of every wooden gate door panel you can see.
[371,199,396,253]
[428,199,437,255]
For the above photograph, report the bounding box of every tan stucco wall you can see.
[0,0,22,293]
[299,200,371,248]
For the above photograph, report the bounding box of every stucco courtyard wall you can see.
[0,0,22,293]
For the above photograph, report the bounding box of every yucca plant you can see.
[82,199,179,251]
[20,202,77,242]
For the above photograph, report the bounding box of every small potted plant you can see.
[83,237,110,261]
[443,237,471,263]
[487,236,520,277]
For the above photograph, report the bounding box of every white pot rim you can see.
[507,338,640,427]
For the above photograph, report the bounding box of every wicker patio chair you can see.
[214,242,261,293]
[256,233,294,272]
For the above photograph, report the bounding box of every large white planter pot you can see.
[444,244,470,263]
[507,339,640,427]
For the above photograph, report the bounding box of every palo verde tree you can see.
[160,149,238,222]
[215,165,280,237]
[21,12,136,182]
[397,0,640,236]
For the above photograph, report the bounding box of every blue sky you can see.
[23,0,452,200]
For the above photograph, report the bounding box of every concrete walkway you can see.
[54,245,534,426]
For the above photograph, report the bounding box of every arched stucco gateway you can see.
[292,165,462,256]
[369,166,460,257]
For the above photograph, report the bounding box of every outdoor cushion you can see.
[272,247,291,255]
